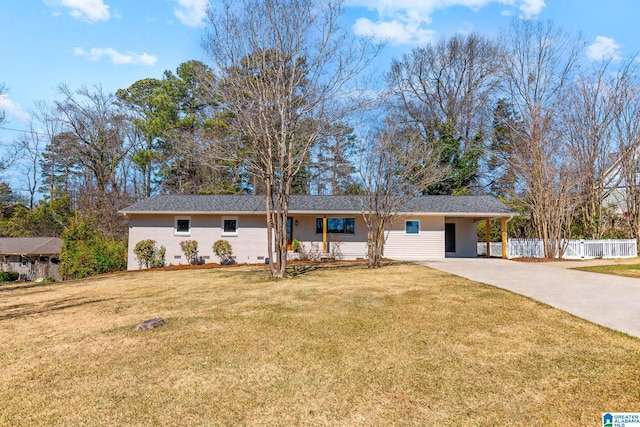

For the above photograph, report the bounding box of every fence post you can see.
[580,239,584,259]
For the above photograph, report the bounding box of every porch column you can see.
[501,216,507,259]
[485,219,491,257]
[323,216,327,253]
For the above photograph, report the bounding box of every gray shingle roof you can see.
[0,237,63,256]
[121,195,515,216]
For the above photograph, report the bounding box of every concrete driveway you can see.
[423,258,640,339]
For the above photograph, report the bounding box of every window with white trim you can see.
[175,216,191,236]
[221,216,238,236]
[405,220,420,235]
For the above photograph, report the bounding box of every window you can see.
[21,257,29,267]
[223,219,237,233]
[222,217,238,236]
[405,220,420,234]
[175,217,191,235]
[316,217,355,234]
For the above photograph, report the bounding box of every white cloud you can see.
[173,0,209,28]
[47,0,111,23]
[73,47,158,66]
[587,36,621,62]
[0,95,30,123]
[518,0,545,17]
[353,17,436,45]
[347,0,545,45]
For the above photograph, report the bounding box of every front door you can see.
[286,217,294,251]
[445,223,456,253]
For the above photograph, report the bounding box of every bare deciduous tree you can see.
[33,100,67,200]
[359,124,447,268]
[499,20,584,257]
[561,60,625,239]
[613,70,640,242]
[53,84,132,236]
[15,123,44,209]
[203,0,380,278]
[0,82,6,125]
[387,33,501,194]
[0,83,11,173]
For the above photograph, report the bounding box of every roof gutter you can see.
[121,210,517,217]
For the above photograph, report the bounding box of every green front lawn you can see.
[573,259,640,278]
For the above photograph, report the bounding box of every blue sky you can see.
[1,0,639,192]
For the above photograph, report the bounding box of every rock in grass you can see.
[135,318,166,331]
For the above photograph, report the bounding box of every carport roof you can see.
[121,195,516,217]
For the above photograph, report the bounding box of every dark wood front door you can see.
[287,217,293,251]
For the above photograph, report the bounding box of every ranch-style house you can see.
[120,194,516,269]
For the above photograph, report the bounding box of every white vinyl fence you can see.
[477,239,637,259]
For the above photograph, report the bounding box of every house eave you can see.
[121,210,517,217]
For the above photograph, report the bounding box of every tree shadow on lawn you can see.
[285,259,409,278]
[0,296,115,321]
[0,281,66,293]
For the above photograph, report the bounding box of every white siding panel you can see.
[384,216,445,260]
[126,213,479,268]
[126,214,270,270]
[444,217,478,258]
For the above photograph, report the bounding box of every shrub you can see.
[60,215,127,280]
[329,241,343,260]
[96,239,128,273]
[298,242,321,261]
[154,246,166,268]
[180,240,199,265]
[213,240,234,264]
[0,271,19,283]
[134,239,165,269]
[292,239,302,252]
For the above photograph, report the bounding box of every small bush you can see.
[154,246,166,268]
[292,239,302,252]
[180,240,199,265]
[134,239,166,269]
[329,241,343,260]
[0,271,19,283]
[298,242,322,261]
[213,240,234,264]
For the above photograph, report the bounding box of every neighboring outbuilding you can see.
[120,195,516,269]
[0,237,62,280]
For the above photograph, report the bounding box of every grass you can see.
[573,258,640,278]
[1,262,639,426]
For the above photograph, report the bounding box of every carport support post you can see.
[501,216,507,259]
[323,216,327,253]
[485,219,491,257]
